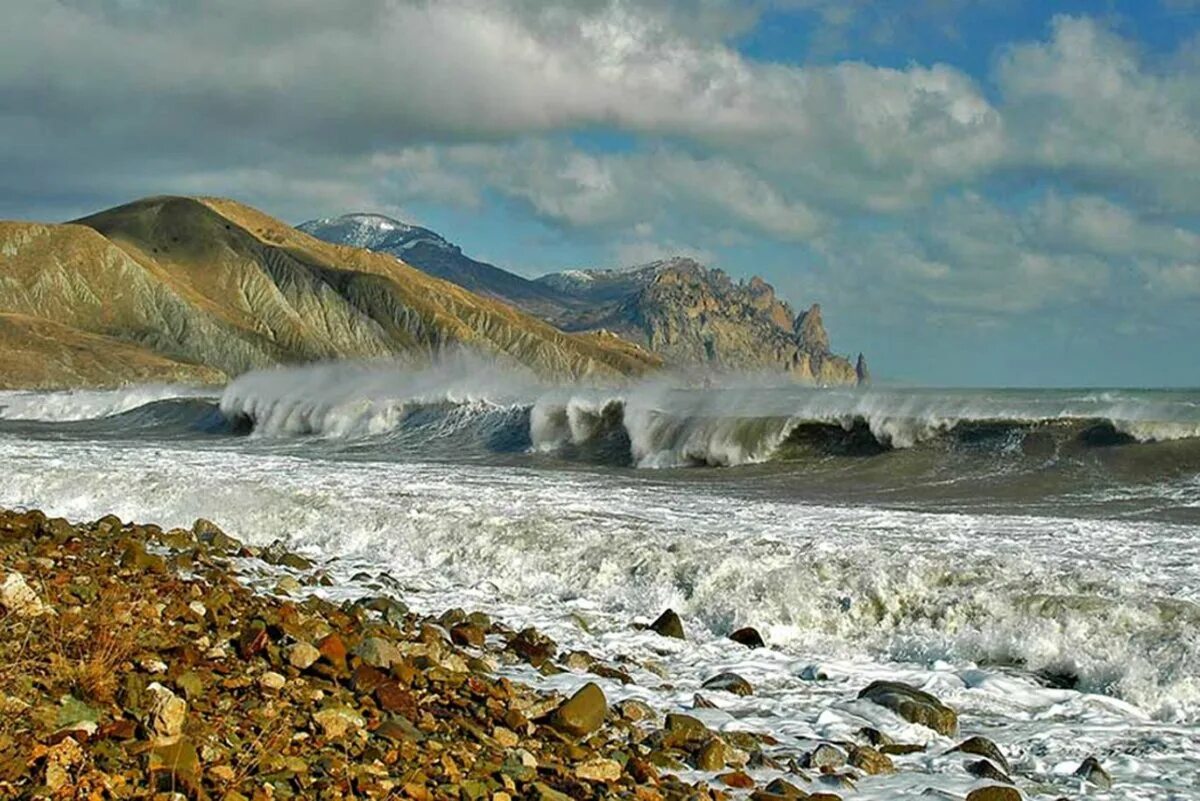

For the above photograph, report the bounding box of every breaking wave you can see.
[5,365,1200,475]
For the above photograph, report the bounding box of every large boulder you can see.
[857,680,957,736]
[701,672,753,696]
[952,736,1011,774]
[549,682,607,738]
[649,609,685,640]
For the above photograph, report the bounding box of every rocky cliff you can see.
[301,215,864,385]
[0,197,660,389]
[537,259,859,384]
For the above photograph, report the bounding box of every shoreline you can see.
[1,507,1081,800]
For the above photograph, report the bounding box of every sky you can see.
[2,1,1199,386]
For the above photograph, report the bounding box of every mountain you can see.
[298,214,570,317]
[0,197,660,389]
[536,258,859,384]
[301,214,863,384]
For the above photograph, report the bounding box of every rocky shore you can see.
[0,508,1102,800]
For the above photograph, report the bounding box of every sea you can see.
[1,358,1197,799]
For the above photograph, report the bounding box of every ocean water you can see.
[1,361,1198,799]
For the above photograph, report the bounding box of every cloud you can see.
[996,15,1200,208]
[0,0,1003,220]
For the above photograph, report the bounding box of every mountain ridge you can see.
[300,214,864,384]
[0,196,660,389]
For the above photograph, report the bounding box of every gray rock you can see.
[857,680,958,736]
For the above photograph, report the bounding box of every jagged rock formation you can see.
[301,216,864,384]
[0,197,660,389]
[856,353,871,385]
[537,259,859,384]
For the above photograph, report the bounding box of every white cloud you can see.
[996,15,1200,208]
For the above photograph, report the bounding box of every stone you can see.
[848,745,893,775]
[287,642,321,670]
[44,736,84,791]
[696,737,727,771]
[508,627,556,666]
[806,743,846,770]
[148,737,201,793]
[761,778,806,798]
[952,736,1011,774]
[354,636,402,668]
[175,671,205,702]
[146,682,187,740]
[1074,756,1112,789]
[662,713,710,748]
[317,632,347,669]
[313,705,365,739]
[729,627,765,648]
[575,757,622,782]
[965,787,1021,801]
[966,759,1013,784]
[192,518,241,553]
[857,680,957,736]
[649,608,685,639]
[549,682,607,737]
[617,698,656,722]
[718,770,755,789]
[701,672,753,696]
[0,572,46,617]
[450,623,486,648]
[259,671,286,692]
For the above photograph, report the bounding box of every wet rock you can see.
[508,627,557,667]
[549,682,607,737]
[849,745,894,775]
[696,737,727,771]
[857,680,958,736]
[262,540,313,570]
[759,778,807,798]
[617,698,656,722]
[702,671,754,696]
[718,770,755,788]
[357,595,409,626]
[1074,755,1112,789]
[649,608,685,639]
[662,713,710,748]
[965,787,1021,801]
[450,622,486,648]
[952,736,1011,774]
[805,743,846,770]
[146,682,187,740]
[1,571,47,617]
[966,759,1013,784]
[192,518,241,553]
[729,626,765,648]
[857,726,894,747]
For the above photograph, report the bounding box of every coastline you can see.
[1,508,1089,800]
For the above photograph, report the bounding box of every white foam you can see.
[0,385,215,422]
[0,432,1197,798]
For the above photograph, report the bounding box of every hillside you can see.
[0,197,660,389]
[301,215,866,384]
